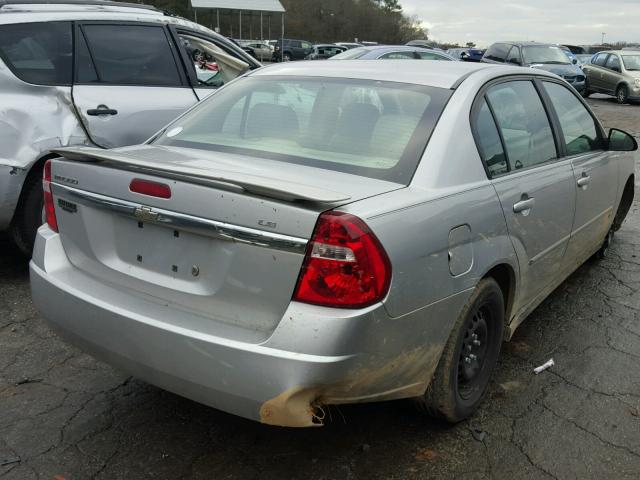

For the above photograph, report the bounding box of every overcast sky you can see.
[401,0,640,47]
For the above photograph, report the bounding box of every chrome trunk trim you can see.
[52,183,308,254]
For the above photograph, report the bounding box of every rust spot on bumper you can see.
[259,386,322,428]
[259,346,444,428]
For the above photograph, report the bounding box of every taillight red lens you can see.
[129,179,171,199]
[43,159,58,232]
[293,211,391,308]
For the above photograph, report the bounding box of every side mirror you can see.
[572,58,578,65]
[608,128,638,152]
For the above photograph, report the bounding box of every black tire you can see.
[419,278,504,423]
[595,229,614,260]
[616,85,629,104]
[10,167,44,257]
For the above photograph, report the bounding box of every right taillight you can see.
[293,211,391,309]
[43,159,58,232]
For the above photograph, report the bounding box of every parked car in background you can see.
[482,42,586,93]
[583,51,640,103]
[561,44,586,54]
[32,60,636,428]
[335,42,363,50]
[305,44,347,60]
[331,45,456,61]
[0,0,259,255]
[447,47,486,62]
[406,39,438,49]
[272,38,313,61]
[229,38,257,58]
[242,41,272,61]
[561,47,580,65]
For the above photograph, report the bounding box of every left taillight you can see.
[43,159,58,232]
[292,211,391,309]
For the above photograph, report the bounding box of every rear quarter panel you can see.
[344,185,517,319]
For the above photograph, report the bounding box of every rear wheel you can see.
[418,278,504,422]
[10,167,44,257]
[616,85,629,104]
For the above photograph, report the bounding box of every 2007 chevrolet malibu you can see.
[30,61,637,427]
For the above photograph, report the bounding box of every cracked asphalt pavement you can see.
[1,96,639,480]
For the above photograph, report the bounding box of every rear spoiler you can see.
[50,147,351,204]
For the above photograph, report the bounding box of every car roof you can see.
[0,1,209,36]
[357,45,426,52]
[252,60,551,89]
[0,0,161,13]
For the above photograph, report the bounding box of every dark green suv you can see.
[272,38,313,61]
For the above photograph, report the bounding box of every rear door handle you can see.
[513,197,535,214]
[577,175,591,188]
[87,104,118,116]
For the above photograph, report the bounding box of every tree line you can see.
[140,0,428,43]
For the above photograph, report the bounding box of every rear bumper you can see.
[30,228,470,426]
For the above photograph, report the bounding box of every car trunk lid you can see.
[48,146,402,340]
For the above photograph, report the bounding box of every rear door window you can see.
[0,21,72,85]
[78,23,182,86]
[542,81,604,156]
[486,81,557,170]
[472,99,508,176]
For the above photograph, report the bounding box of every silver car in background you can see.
[0,0,258,254]
[31,61,636,427]
[583,50,640,103]
[330,45,456,61]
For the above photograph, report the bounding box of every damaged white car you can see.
[0,0,258,254]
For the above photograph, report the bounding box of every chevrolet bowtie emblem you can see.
[133,206,159,222]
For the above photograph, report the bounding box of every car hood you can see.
[625,70,640,79]
[528,63,583,76]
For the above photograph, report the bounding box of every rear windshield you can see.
[154,76,451,184]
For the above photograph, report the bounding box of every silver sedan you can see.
[31,61,637,427]
[330,45,456,61]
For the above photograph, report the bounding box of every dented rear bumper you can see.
[30,227,471,427]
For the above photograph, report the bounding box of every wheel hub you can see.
[458,307,490,398]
